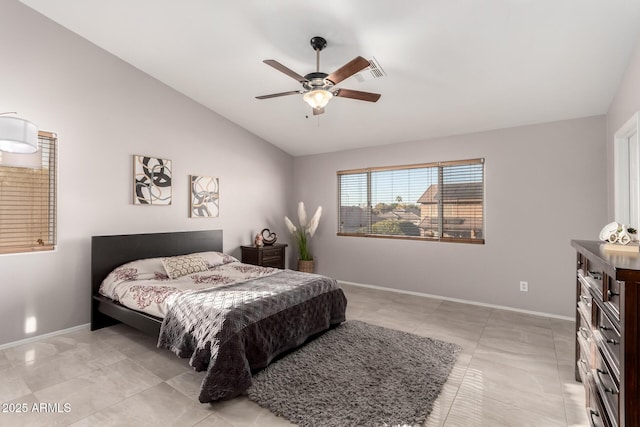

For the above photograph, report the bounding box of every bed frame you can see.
[91,229,223,336]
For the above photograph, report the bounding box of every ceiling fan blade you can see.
[313,107,325,116]
[334,88,381,102]
[326,56,370,85]
[263,60,308,83]
[255,90,301,100]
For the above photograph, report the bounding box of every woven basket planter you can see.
[297,259,315,273]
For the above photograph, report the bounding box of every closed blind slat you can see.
[0,132,57,253]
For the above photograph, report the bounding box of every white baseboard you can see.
[338,280,574,321]
[0,323,90,350]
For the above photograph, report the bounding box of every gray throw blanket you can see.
[157,270,347,403]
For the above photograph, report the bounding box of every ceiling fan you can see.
[256,36,381,115]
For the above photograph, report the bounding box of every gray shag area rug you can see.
[247,320,461,427]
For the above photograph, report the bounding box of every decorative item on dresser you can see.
[241,243,287,269]
[571,240,640,427]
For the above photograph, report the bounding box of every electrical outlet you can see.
[520,281,528,292]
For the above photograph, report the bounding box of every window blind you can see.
[337,158,484,244]
[0,132,57,254]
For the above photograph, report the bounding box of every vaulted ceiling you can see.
[19,0,640,156]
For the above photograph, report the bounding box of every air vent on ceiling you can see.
[354,57,386,83]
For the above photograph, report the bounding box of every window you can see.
[0,132,57,254]
[338,158,484,243]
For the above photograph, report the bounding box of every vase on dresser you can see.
[298,259,314,273]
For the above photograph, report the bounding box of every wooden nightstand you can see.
[240,244,287,269]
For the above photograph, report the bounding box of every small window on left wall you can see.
[0,131,57,254]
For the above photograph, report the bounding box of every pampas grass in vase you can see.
[285,202,322,273]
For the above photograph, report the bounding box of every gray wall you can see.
[0,0,293,346]
[293,117,607,317]
[607,38,640,218]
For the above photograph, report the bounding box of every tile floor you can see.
[0,283,587,427]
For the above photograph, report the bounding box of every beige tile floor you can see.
[0,283,587,427]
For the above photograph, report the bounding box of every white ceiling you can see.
[19,0,640,156]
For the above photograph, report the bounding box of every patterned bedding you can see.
[99,252,276,318]
[99,252,348,402]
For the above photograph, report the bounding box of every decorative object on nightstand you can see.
[285,202,322,273]
[254,233,264,247]
[241,244,287,269]
[261,228,278,246]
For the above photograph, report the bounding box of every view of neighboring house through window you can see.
[338,158,484,243]
[0,132,57,254]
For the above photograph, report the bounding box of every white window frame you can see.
[614,112,640,228]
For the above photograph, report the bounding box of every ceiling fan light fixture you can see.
[303,89,333,110]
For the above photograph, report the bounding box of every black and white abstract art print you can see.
[133,155,172,205]
[190,175,219,218]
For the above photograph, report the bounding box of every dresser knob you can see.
[587,271,602,280]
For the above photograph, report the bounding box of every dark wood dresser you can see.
[571,240,640,427]
[240,243,287,269]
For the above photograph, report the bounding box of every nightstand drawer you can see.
[261,248,281,258]
[262,258,282,268]
[240,244,287,269]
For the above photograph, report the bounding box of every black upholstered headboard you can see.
[91,230,223,296]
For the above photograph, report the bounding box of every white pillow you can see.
[195,251,239,268]
[162,254,209,279]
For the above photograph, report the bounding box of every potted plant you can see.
[285,202,322,273]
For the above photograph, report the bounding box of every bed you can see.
[91,230,347,402]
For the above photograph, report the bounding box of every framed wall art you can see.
[190,175,219,218]
[133,155,172,205]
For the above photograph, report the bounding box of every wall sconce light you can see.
[0,112,39,154]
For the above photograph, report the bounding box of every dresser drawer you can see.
[578,279,593,325]
[586,383,609,427]
[577,308,593,346]
[594,348,619,427]
[577,332,593,385]
[596,309,621,374]
[605,279,621,321]
[582,258,605,299]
